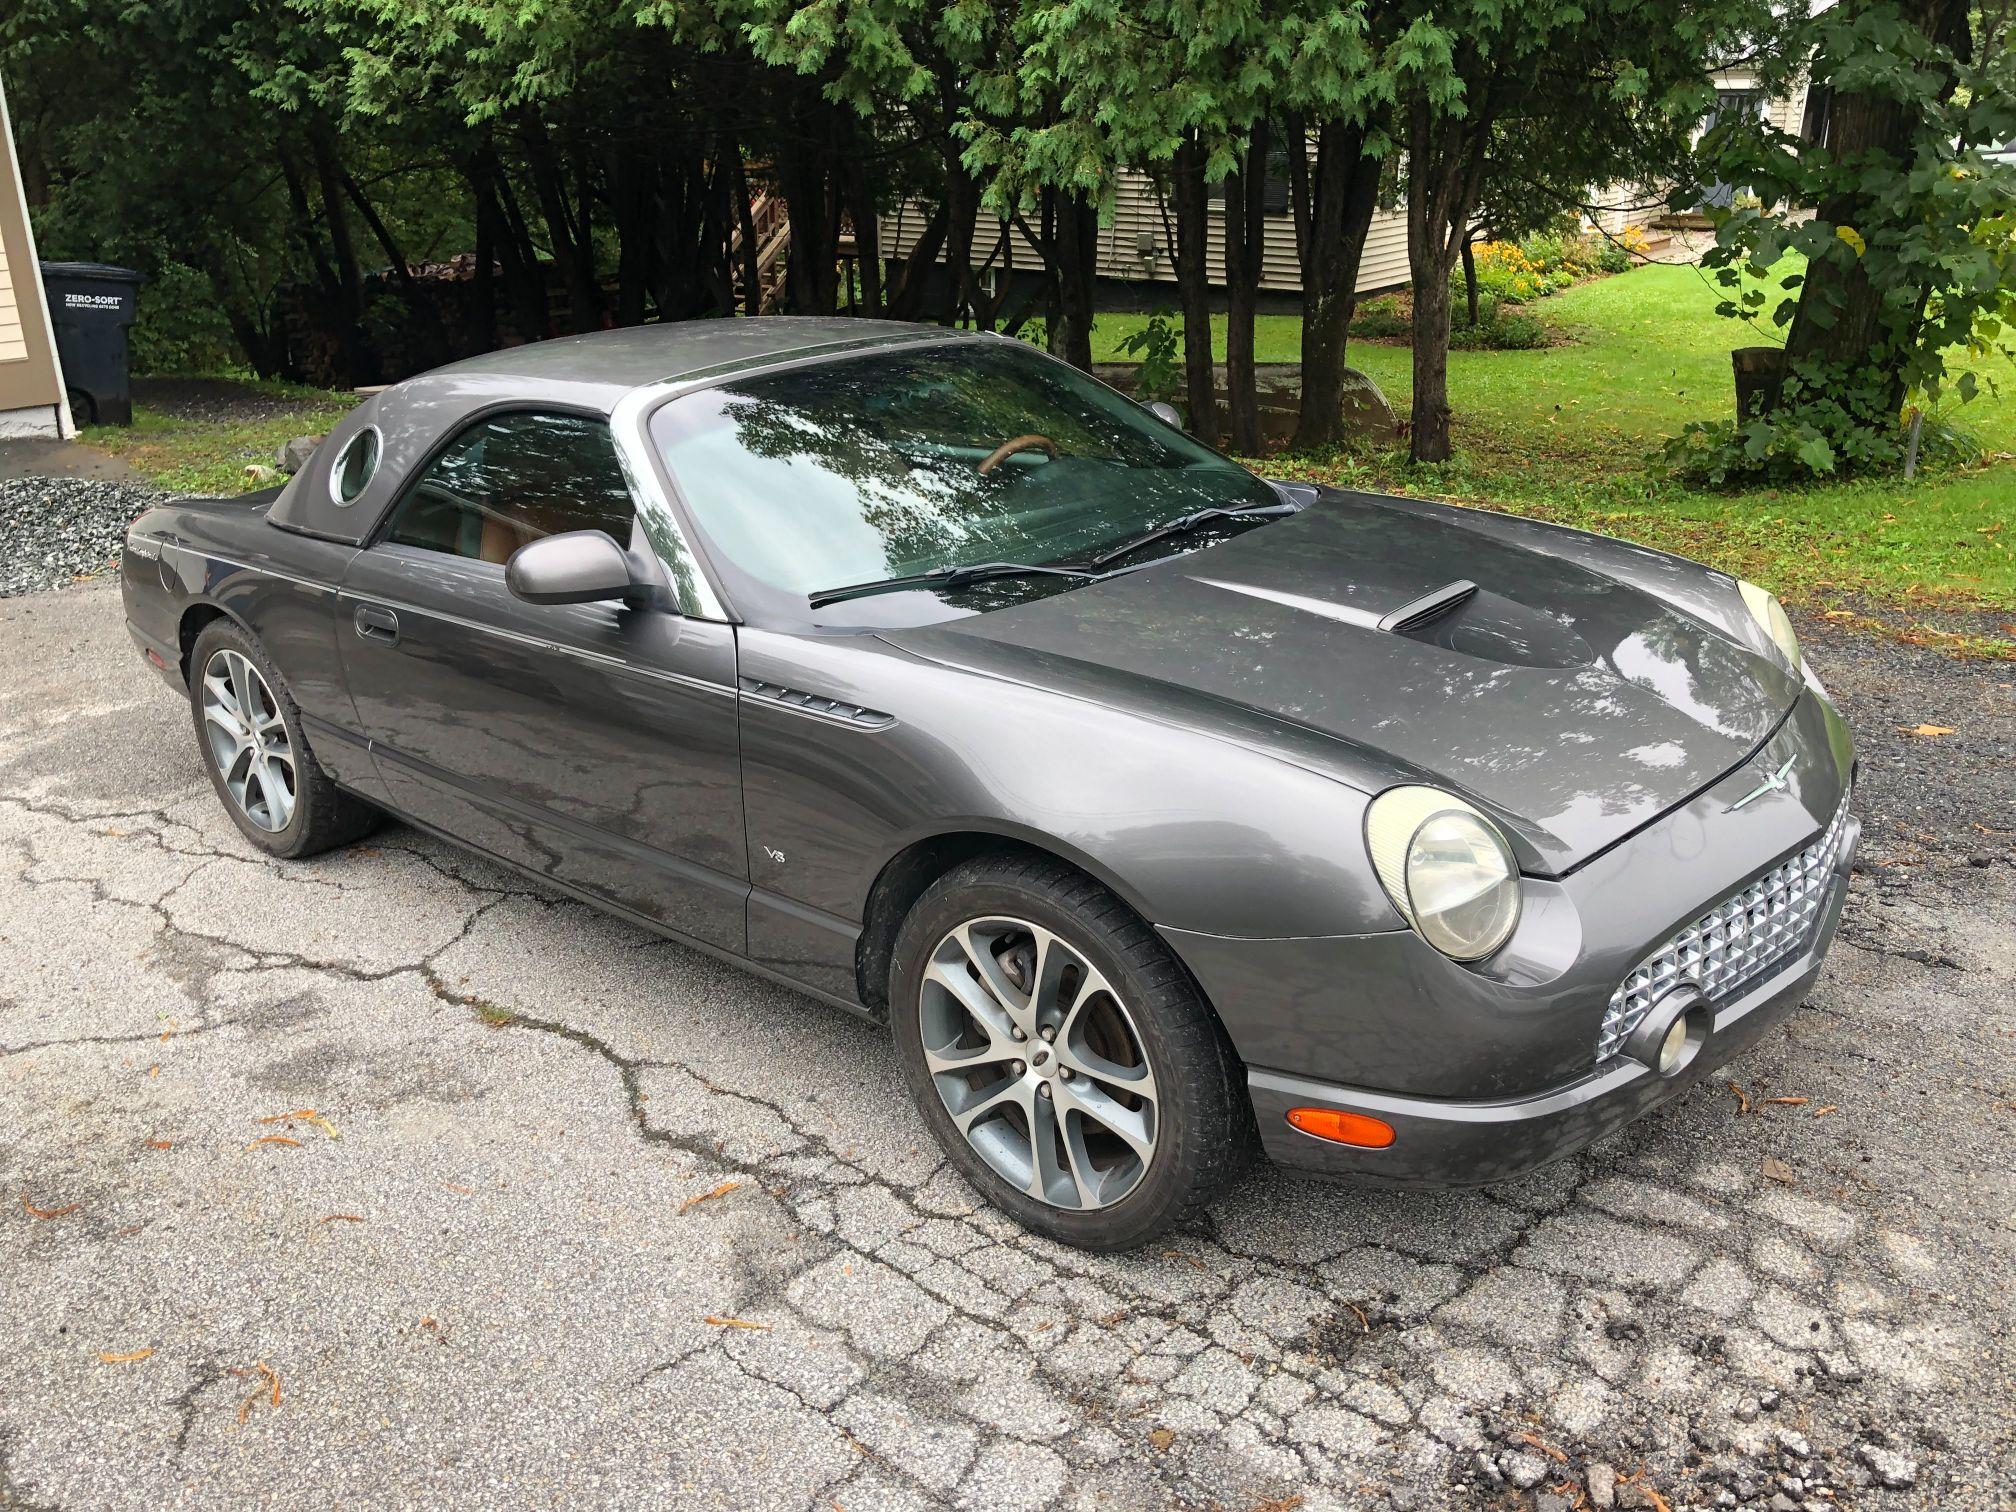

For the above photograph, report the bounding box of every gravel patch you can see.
[0,476,165,598]
[1793,608,2016,865]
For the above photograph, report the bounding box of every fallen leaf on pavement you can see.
[440,1181,474,1195]
[245,1135,301,1151]
[261,1109,339,1140]
[1897,724,1956,738]
[22,1195,79,1219]
[99,1348,154,1364]
[1520,1432,1568,1463]
[144,1139,172,1151]
[678,1181,740,1214]
[1727,1082,1753,1115]
[1761,1096,1809,1107]
[1162,1250,1208,1271]
[1812,1105,1838,1117]
[702,1316,771,1331]
[1147,1428,1176,1451]
[235,1361,283,1424]
[1762,1157,1797,1184]
[1822,609,1856,621]
[318,1214,364,1224]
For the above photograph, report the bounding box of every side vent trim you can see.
[739,678,896,729]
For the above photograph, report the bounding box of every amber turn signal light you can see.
[1285,1107,1396,1148]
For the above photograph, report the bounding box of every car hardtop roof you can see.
[419,317,982,411]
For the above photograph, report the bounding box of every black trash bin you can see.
[40,261,146,426]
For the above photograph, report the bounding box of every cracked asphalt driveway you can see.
[3,583,2013,1511]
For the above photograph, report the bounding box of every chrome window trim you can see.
[609,384,732,622]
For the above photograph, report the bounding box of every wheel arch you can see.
[177,601,240,680]
[853,823,1194,1019]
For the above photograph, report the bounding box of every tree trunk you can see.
[1405,100,1492,464]
[940,152,979,325]
[1460,233,1479,328]
[843,161,882,316]
[1049,192,1099,371]
[306,129,368,384]
[886,203,951,321]
[612,148,653,327]
[470,184,498,354]
[521,116,599,333]
[1170,135,1219,446]
[777,114,840,315]
[1781,0,1968,410]
[1287,120,1381,452]
[1224,120,1270,454]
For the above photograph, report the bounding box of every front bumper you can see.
[1159,687,1860,1186]
[1247,816,1854,1185]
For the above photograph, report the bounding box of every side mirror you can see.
[1145,400,1183,430]
[506,530,655,607]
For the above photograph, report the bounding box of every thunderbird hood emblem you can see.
[1727,754,1796,811]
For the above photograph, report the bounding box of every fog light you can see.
[1657,1017,1690,1076]
[1286,1107,1396,1148]
[1622,984,1708,1078]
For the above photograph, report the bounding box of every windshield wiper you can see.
[1080,501,1299,570]
[808,561,1097,609]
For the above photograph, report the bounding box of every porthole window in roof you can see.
[330,426,381,506]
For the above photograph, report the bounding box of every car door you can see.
[335,407,748,950]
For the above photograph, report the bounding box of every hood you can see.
[882,492,1801,874]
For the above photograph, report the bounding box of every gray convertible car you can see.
[121,319,1858,1250]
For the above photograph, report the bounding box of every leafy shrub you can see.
[1590,225,1653,274]
[1115,309,1182,403]
[1452,309,1548,350]
[1459,242,1570,304]
[1352,289,1560,349]
[130,263,243,376]
[1660,358,1933,485]
[1348,295,1410,339]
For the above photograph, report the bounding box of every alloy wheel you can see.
[918,916,1159,1209]
[200,649,296,833]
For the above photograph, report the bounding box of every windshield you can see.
[650,339,1276,614]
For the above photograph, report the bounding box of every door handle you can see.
[353,604,400,645]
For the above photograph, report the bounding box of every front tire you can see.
[187,619,379,858]
[890,853,1251,1250]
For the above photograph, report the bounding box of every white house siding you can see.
[880,169,1412,300]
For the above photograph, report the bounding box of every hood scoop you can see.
[1196,574,1593,670]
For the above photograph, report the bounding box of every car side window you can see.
[383,410,637,566]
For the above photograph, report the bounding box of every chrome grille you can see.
[1597,795,1852,1062]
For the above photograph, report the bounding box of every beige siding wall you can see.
[0,239,28,364]
[0,75,65,425]
[880,169,1411,300]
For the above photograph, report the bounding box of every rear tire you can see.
[890,852,1252,1251]
[187,618,380,859]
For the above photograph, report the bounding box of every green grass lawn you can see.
[81,381,358,497]
[1092,267,2016,643]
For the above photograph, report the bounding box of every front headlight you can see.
[1738,579,1801,672]
[1366,787,1522,961]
